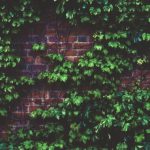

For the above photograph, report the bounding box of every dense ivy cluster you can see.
[0,0,39,118]
[0,0,150,149]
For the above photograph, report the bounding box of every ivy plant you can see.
[0,0,38,124]
[0,0,150,149]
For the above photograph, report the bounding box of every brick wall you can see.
[0,17,150,139]
[0,18,94,138]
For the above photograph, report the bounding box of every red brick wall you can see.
[0,17,150,139]
[0,18,94,138]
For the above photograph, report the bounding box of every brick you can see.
[89,37,93,42]
[33,99,42,105]
[23,43,32,49]
[59,49,66,55]
[73,26,94,35]
[11,112,27,118]
[34,56,45,64]
[31,90,49,99]
[141,84,150,88]
[77,35,89,42]
[47,43,58,50]
[65,56,80,62]
[65,50,78,56]
[44,99,55,105]
[19,63,27,70]
[146,74,150,79]
[49,90,66,99]
[73,43,92,49]
[0,130,8,140]
[132,70,142,77]
[65,56,75,62]
[47,23,57,30]
[59,91,66,98]
[142,79,150,85]
[29,49,47,56]
[68,36,77,42]
[144,71,150,79]
[11,105,23,113]
[58,36,67,42]
[121,78,132,86]
[28,35,41,43]
[47,42,72,51]
[27,64,47,72]
[59,42,72,49]
[46,28,56,35]
[73,56,81,62]
[57,29,70,35]
[50,98,64,104]
[23,56,34,63]
[28,105,39,112]
[77,49,87,56]
[47,36,58,42]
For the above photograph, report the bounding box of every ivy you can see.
[32,43,46,51]
[0,0,150,149]
[0,0,38,118]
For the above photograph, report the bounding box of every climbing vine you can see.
[0,0,41,118]
[0,0,150,149]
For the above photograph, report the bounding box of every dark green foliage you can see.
[32,43,46,51]
[0,0,150,149]
[0,0,36,121]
